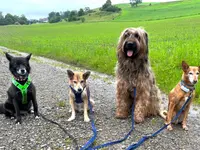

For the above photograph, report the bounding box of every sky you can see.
[0,0,176,19]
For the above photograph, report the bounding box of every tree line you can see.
[48,0,121,23]
[0,12,28,25]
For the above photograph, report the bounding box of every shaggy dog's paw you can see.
[134,115,144,123]
[115,112,129,119]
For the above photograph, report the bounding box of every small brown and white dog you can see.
[165,61,200,131]
[67,70,94,122]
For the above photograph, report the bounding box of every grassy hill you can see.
[0,0,200,102]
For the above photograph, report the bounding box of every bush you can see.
[81,17,85,23]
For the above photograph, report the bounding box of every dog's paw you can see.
[182,125,188,131]
[84,117,90,122]
[134,115,144,123]
[35,116,40,119]
[167,125,173,131]
[15,119,22,124]
[67,116,75,122]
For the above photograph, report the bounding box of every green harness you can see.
[12,76,31,104]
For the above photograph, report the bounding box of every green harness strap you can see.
[12,76,31,104]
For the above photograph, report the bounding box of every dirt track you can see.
[0,46,200,150]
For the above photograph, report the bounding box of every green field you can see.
[0,0,200,102]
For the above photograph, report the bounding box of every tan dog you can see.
[67,70,94,122]
[165,61,200,130]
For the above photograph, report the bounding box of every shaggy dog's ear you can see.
[83,71,91,80]
[182,61,189,72]
[5,52,13,61]
[26,53,32,61]
[67,70,74,80]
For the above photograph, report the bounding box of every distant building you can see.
[39,18,48,23]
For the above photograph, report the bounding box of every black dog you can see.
[0,53,39,124]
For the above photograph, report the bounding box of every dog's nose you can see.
[78,88,82,92]
[127,42,137,49]
[193,80,197,84]
[20,69,26,75]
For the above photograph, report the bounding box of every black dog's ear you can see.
[182,61,189,72]
[5,52,13,61]
[83,71,91,80]
[67,70,74,80]
[26,53,32,61]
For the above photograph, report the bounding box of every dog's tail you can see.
[159,110,167,120]
[0,103,5,114]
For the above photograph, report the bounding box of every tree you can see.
[5,13,15,25]
[130,0,142,7]
[68,10,79,22]
[78,8,85,16]
[0,12,6,25]
[100,0,121,12]
[48,12,61,23]
[18,15,28,25]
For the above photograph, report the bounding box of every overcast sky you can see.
[0,0,175,19]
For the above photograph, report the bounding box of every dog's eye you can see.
[124,32,130,38]
[80,80,84,84]
[73,81,77,84]
[197,72,199,75]
[135,33,139,38]
[189,72,193,75]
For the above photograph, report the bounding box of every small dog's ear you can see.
[26,53,32,61]
[83,71,91,80]
[5,52,13,61]
[182,61,189,72]
[67,70,74,80]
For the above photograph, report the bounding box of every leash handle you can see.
[126,92,193,150]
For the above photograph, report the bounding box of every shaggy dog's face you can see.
[118,28,148,59]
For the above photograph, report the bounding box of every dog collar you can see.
[69,85,86,103]
[180,80,195,93]
[12,76,31,104]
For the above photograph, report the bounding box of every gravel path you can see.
[0,46,200,150]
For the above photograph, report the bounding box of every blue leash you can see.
[84,87,137,150]
[80,86,97,150]
[126,92,193,150]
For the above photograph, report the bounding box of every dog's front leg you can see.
[165,101,176,130]
[68,97,76,121]
[83,97,90,122]
[31,90,39,118]
[13,99,21,124]
[115,80,131,119]
[181,100,192,131]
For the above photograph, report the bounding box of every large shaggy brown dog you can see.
[115,27,163,123]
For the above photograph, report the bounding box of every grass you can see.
[0,0,200,103]
[115,0,200,21]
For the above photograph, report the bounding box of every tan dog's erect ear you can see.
[67,70,74,80]
[182,61,189,72]
[83,71,91,80]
